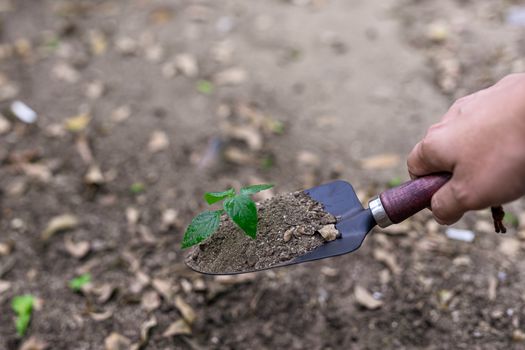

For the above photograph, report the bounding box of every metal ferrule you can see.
[368,196,393,228]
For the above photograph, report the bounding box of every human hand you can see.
[407,73,525,225]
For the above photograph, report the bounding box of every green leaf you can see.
[11,295,35,337]
[240,184,274,196]
[130,182,145,194]
[12,295,34,316]
[45,36,60,50]
[504,212,519,228]
[269,120,284,134]
[69,273,92,292]
[16,313,31,337]
[181,210,222,249]
[197,80,214,95]
[204,188,235,205]
[224,195,258,238]
[387,176,403,188]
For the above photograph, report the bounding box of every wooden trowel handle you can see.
[378,173,451,225]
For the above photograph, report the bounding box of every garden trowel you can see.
[188,173,450,275]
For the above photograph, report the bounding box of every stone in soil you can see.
[185,191,337,274]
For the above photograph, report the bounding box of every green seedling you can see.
[45,36,60,50]
[268,120,285,134]
[504,212,519,228]
[196,80,214,95]
[69,273,91,292]
[181,184,274,249]
[130,182,145,194]
[387,176,403,188]
[11,294,35,337]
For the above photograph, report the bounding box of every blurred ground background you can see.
[1,0,525,349]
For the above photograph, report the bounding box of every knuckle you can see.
[419,135,435,159]
[427,121,446,134]
[450,181,476,209]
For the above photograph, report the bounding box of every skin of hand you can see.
[407,73,525,225]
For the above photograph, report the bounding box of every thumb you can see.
[407,131,455,178]
[430,180,466,225]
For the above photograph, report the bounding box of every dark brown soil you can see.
[186,191,337,274]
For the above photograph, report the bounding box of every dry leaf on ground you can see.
[20,336,48,350]
[373,248,402,274]
[0,241,13,256]
[42,214,79,240]
[297,150,321,168]
[85,164,105,185]
[163,319,192,337]
[65,113,91,133]
[223,125,262,151]
[126,207,140,227]
[354,285,383,310]
[52,62,80,83]
[149,7,175,24]
[64,236,90,259]
[89,30,108,56]
[214,273,257,285]
[141,290,161,312]
[91,283,115,304]
[174,54,198,77]
[498,238,520,258]
[378,220,411,235]
[175,296,196,324]
[160,209,180,231]
[91,309,114,321]
[213,67,247,85]
[360,153,400,170]
[488,275,498,301]
[85,80,105,99]
[0,114,11,134]
[104,332,131,350]
[152,278,175,301]
[20,163,52,183]
[148,130,170,153]
[134,316,157,349]
[0,280,11,294]
[111,105,131,123]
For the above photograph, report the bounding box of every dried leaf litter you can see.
[185,191,338,273]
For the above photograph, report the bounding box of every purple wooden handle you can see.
[379,173,451,224]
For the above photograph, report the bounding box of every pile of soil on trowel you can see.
[185,191,339,274]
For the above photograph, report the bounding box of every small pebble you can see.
[283,228,294,242]
[0,114,11,134]
[319,224,339,241]
[513,329,525,342]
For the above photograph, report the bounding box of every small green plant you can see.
[504,212,519,228]
[130,182,145,194]
[12,294,35,337]
[181,184,274,249]
[387,176,403,188]
[196,80,214,95]
[69,273,92,292]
